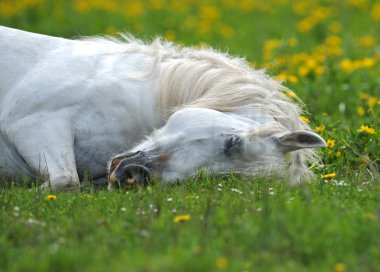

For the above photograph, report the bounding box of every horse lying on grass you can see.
[0,26,326,191]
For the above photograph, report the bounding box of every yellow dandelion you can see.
[292,2,310,15]
[277,73,299,85]
[288,75,299,83]
[361,57,376,68]
[356,106,365,116]
[300,116,310,123]
[314,65,325,76]
[359,125,376,134]
[334,263,346,272]
[359,35,376,48]
[368,96,378,107]
[371,2,380,22]
[315,125,325,132]
[173,214,191,223]
[263,39,281,60]
[276,73,287,81]
[47,194,57,201]
[297,18,314,33]
[359,92,369,100]
[285,91,297,98]
[326,139,335,148]
[340,59,355,73]
[123,2,144,18]
[336,151,342,157]
[298,65,310,77]
[325,35,342,47]
[322,172,336,179]
[216,257,228,269]
[151,0,165,10]
[199,5,220,21]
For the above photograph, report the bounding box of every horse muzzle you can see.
[108,151,152,189]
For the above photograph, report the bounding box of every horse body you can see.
[0,26,325,191]
[0,26,163,189]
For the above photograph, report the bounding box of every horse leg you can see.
[4,118,80,191]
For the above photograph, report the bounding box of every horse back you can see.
[0,26,70,95]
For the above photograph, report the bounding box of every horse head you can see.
[107,108,325,189]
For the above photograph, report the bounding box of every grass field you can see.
[1,0,379,271]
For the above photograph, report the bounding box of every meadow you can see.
[0,0,379,271]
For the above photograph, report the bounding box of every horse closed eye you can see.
[224,135,243,156]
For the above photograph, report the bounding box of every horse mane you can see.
[82,34,320,184]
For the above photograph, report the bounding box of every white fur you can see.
[0,26,322,190]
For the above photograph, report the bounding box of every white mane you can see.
[83,34,320,183]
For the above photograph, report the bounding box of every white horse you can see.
[0,26,325,191]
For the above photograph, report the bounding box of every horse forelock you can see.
[81,34,320,183]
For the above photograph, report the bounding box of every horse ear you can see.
[276,131,326,152]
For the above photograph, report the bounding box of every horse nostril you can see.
[110,164,151,189]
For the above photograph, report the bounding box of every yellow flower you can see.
[348,0,369,9]
[292,2,311,15]
[216,257,228,269]
[288,75,299,83]
[315,125,325,132]
[285,91,297,98]
[359,35,376,48]
[359,92,369,100]
[314,65,325,75]
[361,57,376,68]
[356,106,365,116]
[325,35,342,47]
[368,96,378,107]
[340,59,355,73]
[371,2,380,22]
[334,263,346,272]
[47,194,57,201]
[263,39,281,60]
[297,18,314,33]
[277,73,299,84]
[123,2,144,18]
[173,214,191,223]
[336,151,342,157]
[322,173,336,179]
[150,0,165,10]
[298,65,310,77]
[199,5,220,21]
[359,125,376,134]
[326,139,335,148]
[300,116,310,123]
